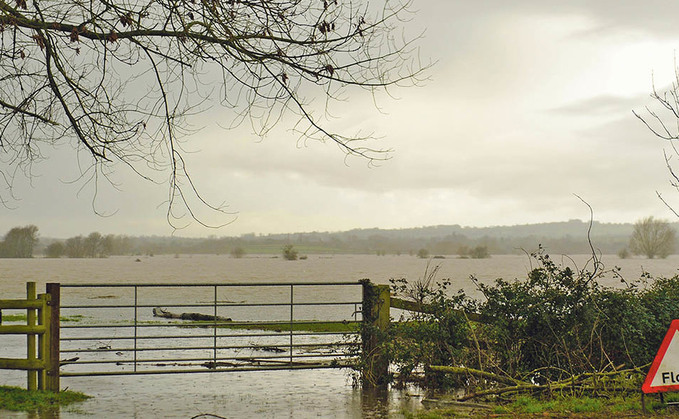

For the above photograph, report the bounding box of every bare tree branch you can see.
[636,59,679,217]
[0,0,429,228]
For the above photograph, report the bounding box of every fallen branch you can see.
[451,365,646,402]
[457,383,539,401]
[251,344,286,353]
[59,357,80,366]
[429,365,530,386]
[152,307,232,322]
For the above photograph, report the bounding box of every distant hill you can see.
[261,220,643,255]
[321,220,635,240]
[37,220,677,256]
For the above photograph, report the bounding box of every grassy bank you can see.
[222,320,359,333]
[54,317,359,332]
[168,319,359,333]
[0,385,90,412]
[1,313,86,322]
[405,394,679,418]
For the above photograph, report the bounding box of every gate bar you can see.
[61,281,360,287]
[57,281,361,378]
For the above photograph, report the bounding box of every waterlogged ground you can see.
[1,368,422,418]
[2,254,679,418]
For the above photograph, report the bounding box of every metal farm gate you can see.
[56,282,363,378]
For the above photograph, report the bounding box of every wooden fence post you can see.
[37,293,49,390]
[361,280,390,386]
[26,282,37,391]
[46,283,60,392]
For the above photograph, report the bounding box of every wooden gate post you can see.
[45,283,60,392]
[361,280,390,387]
[27,282,37,391]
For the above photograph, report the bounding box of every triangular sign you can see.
[643,319,679,393]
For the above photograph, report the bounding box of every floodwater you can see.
[1,253,678,418]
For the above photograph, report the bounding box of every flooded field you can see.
[1,253,678,418]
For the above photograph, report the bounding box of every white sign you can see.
[643,319,679,393]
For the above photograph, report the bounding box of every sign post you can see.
[643,319,679,394]
[642,319,679,412]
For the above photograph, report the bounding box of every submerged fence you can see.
[1,280,398,391]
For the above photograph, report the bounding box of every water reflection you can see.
[2,375,425,418]
[3,408,60,419]
[27,409,59,419]
[361,386,390,418]
[359,385,426,418]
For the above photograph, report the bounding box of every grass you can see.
[1,313,27,322]
[404,394,679,418]
[191,320,360,333]
[510,395,603,414]
[87,318,360,333]
[225,320,359,333]
[0,385,90,412]
[100,318,360,332]
[60,314,86,322]
[1,313,86,322]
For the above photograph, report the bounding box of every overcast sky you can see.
[5,0,679,238]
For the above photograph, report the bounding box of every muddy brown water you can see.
[1,253,677,418]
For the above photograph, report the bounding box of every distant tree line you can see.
[45,233,134,258]
[5,219,677,259]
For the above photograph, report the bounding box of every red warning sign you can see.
[643,319,679,393]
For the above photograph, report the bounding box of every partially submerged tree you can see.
[282,244,297,260]
[230,246,245,259]
[44,241,65,258]
[0,225,38,257]
[58,231,115,257]
[64,235,85,258]
[629,216,675,259]
[0,0,426,228]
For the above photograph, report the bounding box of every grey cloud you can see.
[6,0,679,238]
[548,94,649,116]
[473,1,679,38]
[417,0,679,54]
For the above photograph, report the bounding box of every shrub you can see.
[230,247,245,258]
[468,245,490,259]
[457,245,490,259]
[416,248,429,259]
[388,266,470,388]
[45,242,65,258]
[377,247,679,389]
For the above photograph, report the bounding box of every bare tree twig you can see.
[0,0,429,228]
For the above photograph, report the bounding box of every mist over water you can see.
[3,253,677,296]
